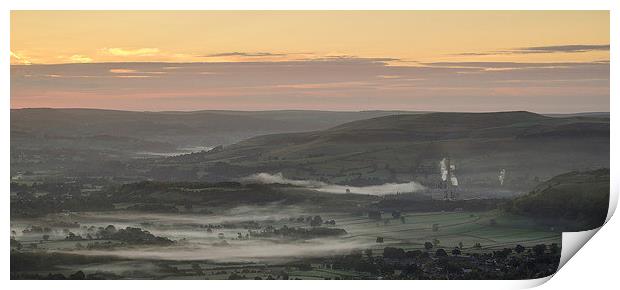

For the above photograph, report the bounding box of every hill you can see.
[10,108,419,175]
[505,169,609,231]
[11,108,418,148]
[157,111,609,192]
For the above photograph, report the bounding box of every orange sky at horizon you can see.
[11,11,609,65]
[10,11,610,112]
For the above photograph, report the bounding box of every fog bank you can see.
[243,172,425,195]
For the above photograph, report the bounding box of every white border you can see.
[0,0,616,10]
[2,1,618,289]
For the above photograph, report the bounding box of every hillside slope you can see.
[158,111,609,192]
[506,169,609,231]
[10,108,420,174]
[11,108,418,148]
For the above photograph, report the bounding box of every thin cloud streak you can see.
[454,44,610,56]
[203,52,288,58]
[105,48,160,57]
[518,44,610,53]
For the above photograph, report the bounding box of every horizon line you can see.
[9,59,612,66]
[9,107,610,115]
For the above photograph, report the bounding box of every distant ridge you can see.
[169,110,609,188]
[10,108,423,148]
[543,112,609,118]
[329,111,548,132]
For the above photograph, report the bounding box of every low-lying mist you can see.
[243,172,425,196]
[60,237,377,263]
[22,204,382,263]
[70,204,311,226]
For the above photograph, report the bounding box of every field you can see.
[10,205,561,279]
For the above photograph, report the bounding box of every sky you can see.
[10,11,610,112]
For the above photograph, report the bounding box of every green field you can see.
[329,211,559,251]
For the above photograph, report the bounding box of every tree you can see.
[310,215,323,227]
[105,225,117,233]
[533,244,547,256]
[11,238,22,250]
[424,242,434,250]
[69,270,85,280]
[444,261,464,275]
[549,243,560,255]
[458,241,463,249]
[433,238,440,246]
[65,232,83,241]
[383,247,406,259]
[515,244,525,254]
[42,234,50,241]
[452,247,461,256]
[279,271,289,280]
[435,249,448,257]
[493,248,512,260]
[403,263,422,277]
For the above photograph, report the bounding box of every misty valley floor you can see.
[10,204,561,280]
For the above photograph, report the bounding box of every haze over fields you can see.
[10,11,610,280]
